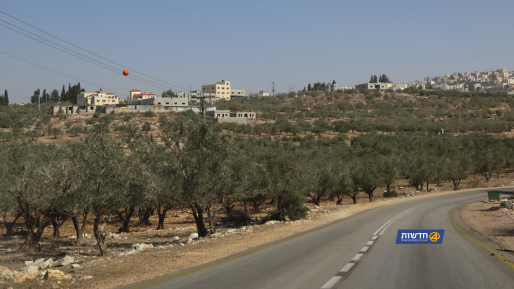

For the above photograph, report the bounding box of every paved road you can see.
[120,189,514,289]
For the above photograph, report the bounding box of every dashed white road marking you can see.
[320,203,429,289]
[340,263,355,272]
[352,254,363,261]
[321,276,341,289]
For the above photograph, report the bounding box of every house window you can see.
[166,102,169,105]
[158,102,161,105]
[182,103,185,105]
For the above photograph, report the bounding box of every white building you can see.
[129,89,157,103]
[202,80,231,101]
[230,89,246,97]
[258,90,270,97]
[77,89,120,105]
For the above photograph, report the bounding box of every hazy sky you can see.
[1,0,513,103]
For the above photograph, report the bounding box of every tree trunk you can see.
[138,207,153,225]
[191,204,208,237]
[156,207,168,230]
[117,207,135,233]
[3,211,21,237]
[426,180,430,192]
[51,216,67,240]
[350,194,357,204]
[243,201,249,221]
[207,206,216,234]
[20,214,51,254]
[310,194,321,206]
[93,213,109,257]
[224,203,235,221]
[71,211,88,246]
[452,179,461,191]
[336,195,343,205]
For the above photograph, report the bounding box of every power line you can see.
[0,49,126,97]
[0,22,172,92]
[0,19,174,91]
[0,10,188,91]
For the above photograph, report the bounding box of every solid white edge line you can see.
[321,276,342,289]
[373,207,414,235]
[366,241,374,246]
[340,263,355,272]
[352,254,363,261]
[360,246,369,252]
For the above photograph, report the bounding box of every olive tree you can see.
[162,110,227,237]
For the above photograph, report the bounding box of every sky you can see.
[1,0,514,103]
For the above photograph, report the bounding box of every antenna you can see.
[271,81,275,97]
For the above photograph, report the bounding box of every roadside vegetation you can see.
[1,90,514,257]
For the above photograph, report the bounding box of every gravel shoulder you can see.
[459,197,514,258]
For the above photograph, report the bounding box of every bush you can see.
[292,135,302,142]
[145,110,156,117]
[270,196,309,221]
[383,190,398,198]
[64,121,74,129]
[123,114,133,121]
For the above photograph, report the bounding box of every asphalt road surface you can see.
[120,189,514,289]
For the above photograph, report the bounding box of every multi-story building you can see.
[129,89,157,103]
[202,80,231,101]
[77,89,120,105]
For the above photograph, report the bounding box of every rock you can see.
[172,236,180,241]
[132,243,153,252]
[33,258,45,266]
[21,265,38,275]
[44,269,71,280]
[189,233,198,239]
[71,264,80,268]
[112,234,120,239]
[39,259,54,269]
[500,200,513,208]
[13,272,36,283]
[284,216,290,221]
[0,266,13,279]
[24,261,34,266]
[56,255,74,266]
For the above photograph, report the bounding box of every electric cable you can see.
[0,10,188,91]
[0,22,172,92]
[0,49,127,97]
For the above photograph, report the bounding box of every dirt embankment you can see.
[459,197,514,256]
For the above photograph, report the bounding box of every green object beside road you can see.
[487,191,501,202]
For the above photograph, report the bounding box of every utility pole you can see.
[199,91,206,120]
[271,81,275,97]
